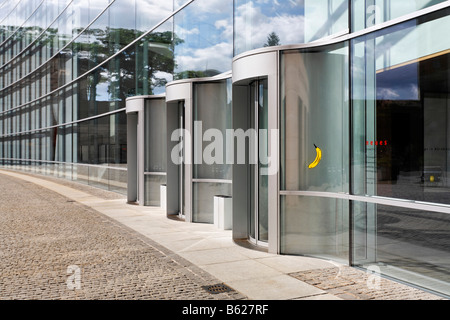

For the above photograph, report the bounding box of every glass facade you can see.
[0,0,203,192]
[1,0,449,297]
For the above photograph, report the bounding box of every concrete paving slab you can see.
[177,247,252,266]
[155,238,213,252]
[149,231,208,243]
[255,255,337,274]
[178,236,237,252]
[201,260,282,283]
[227,275,326,300]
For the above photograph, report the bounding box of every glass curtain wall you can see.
[0,0,176,194]
[351,8,450,296]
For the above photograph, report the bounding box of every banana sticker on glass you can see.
[308,144,322,169]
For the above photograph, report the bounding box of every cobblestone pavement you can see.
[290,266,445,300]
[0,173,246,300]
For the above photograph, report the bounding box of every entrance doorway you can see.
[249,79,268,245]
[178,101,186,218]
[165,97,189,219]
[126,95,167,206]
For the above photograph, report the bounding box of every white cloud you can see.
[135,0,173,31]
[176,26,200,38]
[215,18,233,41]
[234,1,305,51]
[175,42,232,73]
[409,84,419,99]
[153,70,173,82]
[194,0,233,14]
[377,88,400,100]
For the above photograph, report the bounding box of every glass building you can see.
[0,0,449,298]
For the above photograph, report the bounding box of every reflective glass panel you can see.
[351,9,450,204]
[257,79,268,242]
[192,79,232,223]
[351,0,448,31]
[193,182,231,223]
[281,195,349,262]
[174,0,233,79]
[352,200,450,297]
[144,99,164,173]
[144,174,166,206]
[280,42,349,193]
[136,0,173,33]
[234,0,348,55]
[193,80,232,180]
[134,20,174,96]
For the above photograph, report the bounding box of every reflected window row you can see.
[0,0,235,114]
[0,0,174,93]
[0,0,235,116]
[0,21,175,126]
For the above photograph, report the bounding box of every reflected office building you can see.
[1,0,449,298]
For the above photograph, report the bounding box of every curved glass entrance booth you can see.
[126,95,167,207]
[279,43,350,262]
[231,41,349,257]
[165,73,232,223]
[231,52,279,251]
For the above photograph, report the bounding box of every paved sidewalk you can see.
[0,169,445,300]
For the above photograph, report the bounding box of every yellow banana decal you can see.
[308,144,322,169]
